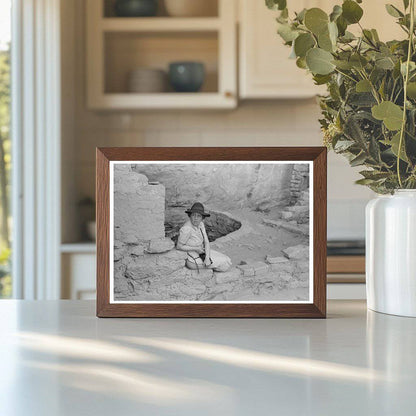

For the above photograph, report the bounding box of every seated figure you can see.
[176,202,232,273]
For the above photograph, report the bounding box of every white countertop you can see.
[0,300,415,415]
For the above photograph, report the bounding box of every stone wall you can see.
[114,242,309,302]
[113,165,310,302]
[113,164,165,244]
[131,163,294,212]
[290,164,310,205]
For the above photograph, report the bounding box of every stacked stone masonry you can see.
[113,166,310,302]
[114,240,310,301]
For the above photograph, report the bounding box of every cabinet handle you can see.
[225,91,234,98]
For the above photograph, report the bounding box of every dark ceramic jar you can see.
[114,0,158,17]
[168,62,205,92]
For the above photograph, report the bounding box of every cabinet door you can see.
[239,0,322,99]
[239,0,405,99]
[62,253,96,300]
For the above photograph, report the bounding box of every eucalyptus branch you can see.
[334,68,358,83]
[358,69,381,104]
[397,0,415,187]
[358,22,378,49]
[398,23,410,35]
[390,79,398,101]
[393,86,404,103]
[267,0,416,192]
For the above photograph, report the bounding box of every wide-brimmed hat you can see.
[185,202,210,218]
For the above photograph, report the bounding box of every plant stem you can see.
[390,79,397,101]
[358,69,380,104]
[397,0,415,188]
[334,68,357,83]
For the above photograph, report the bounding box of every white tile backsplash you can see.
[72,102,373,241]
[328,199,368,240]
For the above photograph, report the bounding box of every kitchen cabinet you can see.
[87,0,405,108]
[61,244,96,300]
[86,0,237,109]
[238,0,404,99]
[239,0,325,99]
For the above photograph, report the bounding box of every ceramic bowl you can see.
[114,0,158,17]
[127,68,167,93]
[168,62,205,93]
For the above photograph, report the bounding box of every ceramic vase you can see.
[366,190,416,317]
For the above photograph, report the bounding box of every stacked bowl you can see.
[127,68,167,93]
[164,0,217,17]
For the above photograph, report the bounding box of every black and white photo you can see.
[110,161,313,303]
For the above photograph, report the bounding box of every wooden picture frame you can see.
[96,147,327,318]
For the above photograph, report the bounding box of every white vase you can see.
[366,190,416,317]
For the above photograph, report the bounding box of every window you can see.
[0,0,11,298]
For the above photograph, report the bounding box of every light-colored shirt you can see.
[177,220,206,249]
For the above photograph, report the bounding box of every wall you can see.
[61,0,374,243]
[131,163,294,211]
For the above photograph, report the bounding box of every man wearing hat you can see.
[177,202,232,273]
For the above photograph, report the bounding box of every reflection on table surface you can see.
[0,300,415,416]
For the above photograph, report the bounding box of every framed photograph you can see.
[96,147,327,318]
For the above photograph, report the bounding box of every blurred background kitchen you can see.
[1,0,403,301]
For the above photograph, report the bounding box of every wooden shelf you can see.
[327,274,365,283]
[327,256,365,274]
[86,0,237,109]
[327,255,365,284]
[101,17,221,32]
[61,242,96,253]
[89,92,235,110]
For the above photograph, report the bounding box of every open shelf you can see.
[101,17,221,32]
[86,0,236,109]
[90,92,235,109]
[103,0,219,18]
[61,242,96,254]
[104,31,218,94]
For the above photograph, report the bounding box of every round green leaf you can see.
[385,4,403,18]
[381,132,409,162]
[371,101,403,130]
[328,21,338,42]
[401,61,416,77]
[342,0,363,24]
[296,8,307,22]
[333,59,353,70]
[336,15,348,36]
[318,32,333,52]
[330,5,343,22]
[371,29,380,42]
[350,53,368,69]
[304,8,329,35]
[375,56,395,70]
[313,74,332,85]
[306,47,335,75]
[317,22,338,52]
[296,57,307,69]
[407,82,416,99]
[266,0,287,11]
[277,23,299,42]
[294,33,315,57]
[356,79,372,92]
